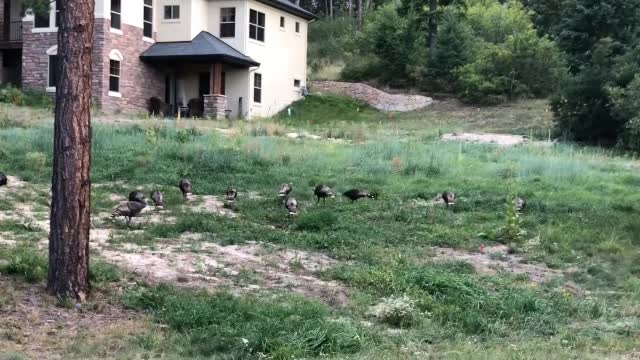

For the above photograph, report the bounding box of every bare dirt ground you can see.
[428,245,563,284]
[0,275,149,360]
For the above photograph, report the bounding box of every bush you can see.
[609,74,640,150]
[25,152,47,171]
[0,246,48,282]
[0,86,25,105]
[369,295,419,328]
[0,86,52,109]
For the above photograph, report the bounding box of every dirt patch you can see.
[441,132,528,146]
[0,275,147,360]
[188,195,238,218]
[99,235,349,306]
[429,245,563,284]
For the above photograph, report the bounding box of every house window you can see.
[109,59,121,93]
[111,0,121,30]
[34,7,51,28]
[220,8,235,38]
[48,55,58,88]
[293,79,300,88]
[249,9,265,42]
[164,5,180,20]
[143,0,153,38]
[55,7,60,27]
[280,16,285,28]
[253,73,262,103]
[295,22,300,33]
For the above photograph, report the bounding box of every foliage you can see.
[0,245,47,282]
[125,285,369,359]
[0,86,53,109]
[609,75,640,150]
[307,17,356,78]
[369,295,419,327]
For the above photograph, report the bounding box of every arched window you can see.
[108,50,123,95]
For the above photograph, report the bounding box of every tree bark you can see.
[428,0,438,53]
[47,0,94,302]
[357,0,363,30]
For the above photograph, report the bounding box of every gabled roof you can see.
[257,0,317,21]
[139,31,260,67]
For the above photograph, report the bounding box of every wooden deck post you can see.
[210,62,223,95]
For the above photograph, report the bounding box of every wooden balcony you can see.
[0,21,23,49]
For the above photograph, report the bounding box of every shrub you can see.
[0,86,25,106]
[24,152,47,171]
[369,295,419,328]
[89,259,122,285]
[609,74,640,150]
[0,246,48,282]
[0,86,52,109]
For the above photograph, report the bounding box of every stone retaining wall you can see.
[309,81,433,112]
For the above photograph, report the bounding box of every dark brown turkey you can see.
[343,189,377,203]
[0,172,7,187]
[279,183,292,198]
[442,191,456,206]
[314,184,335,204]
[225,187,238,202]
[515,197,527,212]
[129,191,145,203]
[285,197,298,218]
[179,179,193,200]
[151,190,164,210]
[111,196,147,225]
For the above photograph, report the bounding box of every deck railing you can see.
[0,21,23,42]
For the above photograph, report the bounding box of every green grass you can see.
[0,97,639,358]
[125,285,371,359]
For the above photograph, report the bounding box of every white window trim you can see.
[295,22,301,35]
[31,2,58,31]
[143,0,154,39]
[249,9,265,43]
[110,0,122,31]
[220,7,236,38]
[143,37,155,43]
[109,51,123,96]
[253,73,262,104]
[248,39,265,47]
[32,27,58,33]
[47,46,58,91]
[163,5,180,21]
[108,91,122,98]
[109,49,124,61]
[161,19,181,24]
[279,16,285,31]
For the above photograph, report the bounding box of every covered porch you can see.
[140,32,259,119]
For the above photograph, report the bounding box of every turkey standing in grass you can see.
[314,184,335,204]
[515,197,527,212]
[129,191,145,203]
[0,172,6,187]
[442,191,456,206]
[279,183,292,198]
[151,190,164,210]
[179,179,193,200]
[285,197,298,218]
[111,196,147,225]
[225,187,238,202]
[343,189,377,203]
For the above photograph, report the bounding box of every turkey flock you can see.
[0,171,527,226]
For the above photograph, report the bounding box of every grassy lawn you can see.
[0,96,638,359]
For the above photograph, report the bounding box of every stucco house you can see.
[0,0,315,118]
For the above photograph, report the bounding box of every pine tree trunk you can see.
[329,0,333,19]
[47,0,94,302]
[357,0,363,30]
[428,0,437,53]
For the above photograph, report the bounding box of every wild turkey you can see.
[111,197,147,225]
[225,187,238,202]
[285,197,298,218]
[314,184,335,204]
[0,172,7,187]
[151,190,164,210]
[179,179,193,200]
[442,191,456,206]
[129,190,145,203]
[279,183,292,198]
[515,197,527,212]
[343,189,377,203]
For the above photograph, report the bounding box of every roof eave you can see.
[253,0,317,20]
[140,54,260,68]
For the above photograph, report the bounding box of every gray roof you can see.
[257,0,317,20]
[140,32,260,67]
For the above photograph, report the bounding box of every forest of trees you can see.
[304,0,640,148]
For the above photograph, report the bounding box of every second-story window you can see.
[295,22,300,33]
[34,5,51,28]
[280,16,285,28]
[220,8,235,38]
[249,9,265,42]
[109,60,121,93]
[164,5,180,20]
[143,0,153,38]
[111,0,122,30]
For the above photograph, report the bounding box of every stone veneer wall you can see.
[21,18,164,114]
[203,94,228,119]
[21,22,57,91]
[309,81,433,112]
[96,19,164,113]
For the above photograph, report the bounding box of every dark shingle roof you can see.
[140,31,260,67]
[257,0,317,20]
